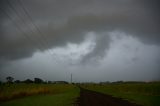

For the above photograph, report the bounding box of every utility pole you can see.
[71,73,72,84]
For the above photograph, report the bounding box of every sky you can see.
[0,0,160,82]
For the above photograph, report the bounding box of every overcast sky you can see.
[0,0,160,82]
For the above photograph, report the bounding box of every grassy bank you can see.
[81,82,160,106]
[0,84,79,106]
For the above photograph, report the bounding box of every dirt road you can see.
[74,88,142,106]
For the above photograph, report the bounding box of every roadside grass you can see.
[0,84,75,101]
[0,85,79,106]
[81,82,160,106]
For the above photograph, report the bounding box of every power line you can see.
[0,6,38,50]
[17,0,53,54]
[1,0,59,64]
[0,6,59,66]
[17,0,59,64]
[6,0,47,52]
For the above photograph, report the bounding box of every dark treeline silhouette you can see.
[34,78,43,83]
[6,76,14,84]
[2,76,69,84]
[1,76,159,85]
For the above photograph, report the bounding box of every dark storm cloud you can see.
[81,33,110,63]
[0,0,160,61]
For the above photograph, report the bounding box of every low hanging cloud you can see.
[0,0,160,63]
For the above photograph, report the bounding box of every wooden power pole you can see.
[71,73,72,84]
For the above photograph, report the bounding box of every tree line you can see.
[3,76,68,84]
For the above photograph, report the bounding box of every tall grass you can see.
[0,83,74,102]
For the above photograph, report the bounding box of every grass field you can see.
[0,82,160,106]
[0,84,79,106]
[81,82,160,106]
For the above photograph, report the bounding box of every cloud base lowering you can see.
[0,0,160,82]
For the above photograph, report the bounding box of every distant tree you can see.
[112,81,123,84]
[34,78,43,83]
[99,81,110,85]
[6,76,14,83]
[23,79,34,83]
[53,81,69,84]
[48,81,53,84]
[14,80,21,83]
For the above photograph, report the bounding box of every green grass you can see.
[0,84,77,101]
[0,84,79,106]
[2,82,159,106]
[81,82,160,106]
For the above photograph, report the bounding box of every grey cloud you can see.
[0,0,160,62]
[81,33,110,64]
